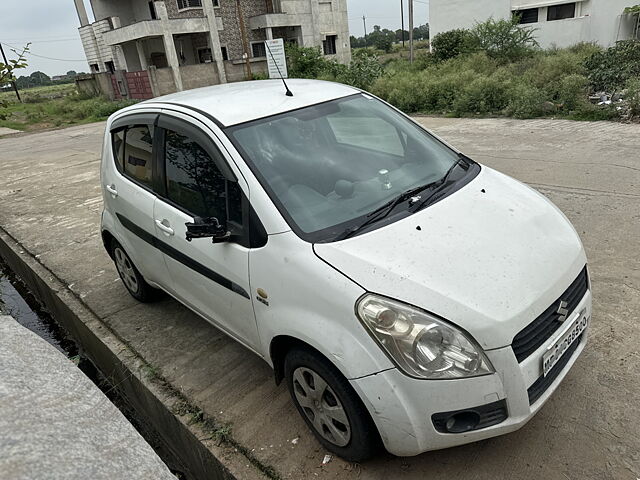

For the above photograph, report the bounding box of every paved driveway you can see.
[0,117,638,480]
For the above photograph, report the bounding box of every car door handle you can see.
[155,219,175,236]
[105,184,118,197]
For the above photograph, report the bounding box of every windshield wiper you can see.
[413,156,467,212]
[334,182,438,241]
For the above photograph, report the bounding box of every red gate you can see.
[110,71,153,100]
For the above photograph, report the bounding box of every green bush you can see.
[336,49,383,90]
[584,40,640,91]
[431,29,479,61]
[504,83,546,118]
[625,77,640,118]
[557,74,589,111]
[452,76,510,115]
[285,44,329,78]
[286,44,383,91]
[471,17,539,62]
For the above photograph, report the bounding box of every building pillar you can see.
[155,1,183,91]
[203,0,227,84]
[266,27,273,40]
[74,0,90,26]
[136,41,148,70]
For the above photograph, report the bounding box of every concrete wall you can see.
[224,59,268,82]
[430,0,639,48]
[217,0,268,61]
[430,0,511,39]
[151,66,178,95]
[180,62,220,90]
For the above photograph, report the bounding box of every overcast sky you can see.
[0,0,429,77]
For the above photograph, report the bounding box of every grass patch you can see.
[0,84,137,131]
[371,44,621,120]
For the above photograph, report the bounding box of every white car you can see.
[100,79,591,461]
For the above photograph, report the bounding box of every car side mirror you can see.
[185,217,231,244]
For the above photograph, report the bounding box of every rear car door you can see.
[152,112,261,351]
[104,113,170,288]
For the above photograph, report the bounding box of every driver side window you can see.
[164,129,241,221]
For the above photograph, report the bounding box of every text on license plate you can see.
[542,311,589,376]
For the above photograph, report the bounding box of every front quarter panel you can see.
[250,231,394,379]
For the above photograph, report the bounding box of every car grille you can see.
[512,267,589,363]
[527,333,583,405]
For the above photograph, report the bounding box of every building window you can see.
[547,3,576,21]
[251,42,266,58]
[319,1,333,13]
[105,61,116,73]
[198,48,213,63]
[148,1,157,19]
[514,8,539,24]
[221,46,228,61]
[177,0,202,10]
[90,63,100,73]
[323,35,337,55]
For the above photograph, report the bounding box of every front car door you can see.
[104,113,170,288]
[152,111,261,351]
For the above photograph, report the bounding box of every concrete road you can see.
[0,117,638,480]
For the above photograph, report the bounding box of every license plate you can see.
[542,311,589,376]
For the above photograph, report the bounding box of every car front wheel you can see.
[284,347,380,462]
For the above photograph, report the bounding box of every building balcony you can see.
[102,17,209,45]
[249,13,300,30]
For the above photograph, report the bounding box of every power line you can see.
[0,42,86,62]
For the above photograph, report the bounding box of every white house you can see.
[430,0,640,48]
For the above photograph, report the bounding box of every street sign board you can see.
[265,39,288,79]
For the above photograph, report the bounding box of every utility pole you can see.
[235,0,252,80]
[362,15,367,43]
[0,43,22,103]
[408,0,414,63]
[400,0,405,48]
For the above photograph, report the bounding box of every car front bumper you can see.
[350,290,592,457]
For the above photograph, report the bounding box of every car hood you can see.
[314,166,587,350]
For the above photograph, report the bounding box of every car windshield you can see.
[228,94,461,242]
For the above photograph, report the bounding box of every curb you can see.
[0,226,269,480]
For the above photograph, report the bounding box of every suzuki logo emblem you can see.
[557,300,569,322]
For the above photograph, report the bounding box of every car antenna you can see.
[264,41,293,97]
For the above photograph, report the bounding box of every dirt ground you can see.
[0,117,638,480]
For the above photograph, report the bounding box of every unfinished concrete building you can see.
[73,0,351,98]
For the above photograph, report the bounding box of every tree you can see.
[395,29,409,43]
[471,17,538,62]
[29,71,51,86]
[431,29,479,61]
[0,44,29,85]
[66,70,78,77]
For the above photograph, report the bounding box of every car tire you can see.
[284,347,381,462]
[110,240,163,303]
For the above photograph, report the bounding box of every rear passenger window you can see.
[112,129,125,172]
[124,125,154,189]
[164,129,240,221]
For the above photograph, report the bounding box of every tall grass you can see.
[0,84,137,130]
[371,43,618,120]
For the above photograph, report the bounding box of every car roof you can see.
[147,79,360,127]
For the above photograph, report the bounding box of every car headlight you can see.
[356,294,494,379]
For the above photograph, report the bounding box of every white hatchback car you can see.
[100,79,591,461]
